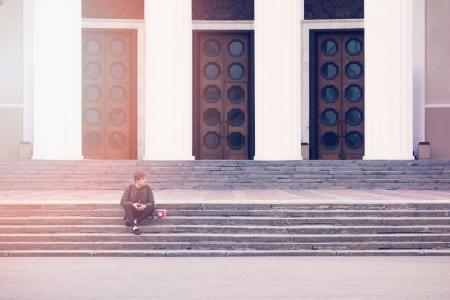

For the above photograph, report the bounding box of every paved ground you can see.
[0,189,450,204]
[1,257,450,300]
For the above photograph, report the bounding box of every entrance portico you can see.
[21,0,418,161]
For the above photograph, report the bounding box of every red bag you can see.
[155,209,167,219]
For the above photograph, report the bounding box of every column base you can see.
[143,155,196,161]
[254,155,303,161]
[363,155,415,161]
[32,152,84,160]
[18,142,33,159]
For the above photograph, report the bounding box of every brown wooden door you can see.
[317,31,364,160]
[197,33,249,160]
[82,29,137,160]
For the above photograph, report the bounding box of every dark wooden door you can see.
[197,33,250,160]
[317,31,364,160]
[82,29,137,160]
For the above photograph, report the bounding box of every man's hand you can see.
[133,203,147,211]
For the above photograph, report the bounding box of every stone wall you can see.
[426,0,450,159]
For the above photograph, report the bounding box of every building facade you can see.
[0,0,449,160]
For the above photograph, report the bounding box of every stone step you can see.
[0,182,448,190]
[1,200,449,256]
[3,161,445,166]
[0,186,443,191]
[1,241,449,252]
[1,168,447,172]
[1,175,447,182]
[1,177,448,184]
[1,208,449,218]
[3,203,450,210]
[5,172,443,177]
[1,216,449,226]
[1,167,448,173]
[0,160,448,190]
[5,171,447,176]
[1,159,448,165]
[1,233,449,243]
[6,177,445,183]
[0,173,446,178]
[0,183,448,189]
[5,210,447,217]
[3,249,450,257]
[1,173,447,179]
[0,225,449,235]
[141,210,450,218]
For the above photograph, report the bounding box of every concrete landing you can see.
[0,189,449,204]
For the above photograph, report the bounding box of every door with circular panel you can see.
[82,29,137,160]
[196,33,250,160]
[316,31,364,160]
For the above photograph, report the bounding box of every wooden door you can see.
[82,29,137,160]
[197,33,250,160]
[316,31,364,160]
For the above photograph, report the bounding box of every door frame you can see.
[309,28,364,160]
[82,27,138,160]
[82,19,144,159]
[192,30,255,160]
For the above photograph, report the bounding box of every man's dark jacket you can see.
[120,184,155,207]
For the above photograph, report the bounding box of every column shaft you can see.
[364,0,414,160]
[31,0,82,159]
[413,0,426,156]
[144,0,194,160]
[22,0,33,144]
[254,0,303,160]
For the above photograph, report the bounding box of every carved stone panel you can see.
[192,0,254,20]
[305,0,364,20]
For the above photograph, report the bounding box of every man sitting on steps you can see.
[120,172,155,235]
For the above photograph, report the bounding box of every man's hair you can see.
[134,171,146,181]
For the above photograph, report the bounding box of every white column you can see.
[254,0,303,160]
[364,0,414,160]
[30,0,83,160]
[413,0,426,156]
[22,0,33,144]
[144,0,194,160]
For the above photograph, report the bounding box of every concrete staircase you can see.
[1,202,449,256]
[0,160,449,190]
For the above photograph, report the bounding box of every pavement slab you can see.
[1,257,450,299]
